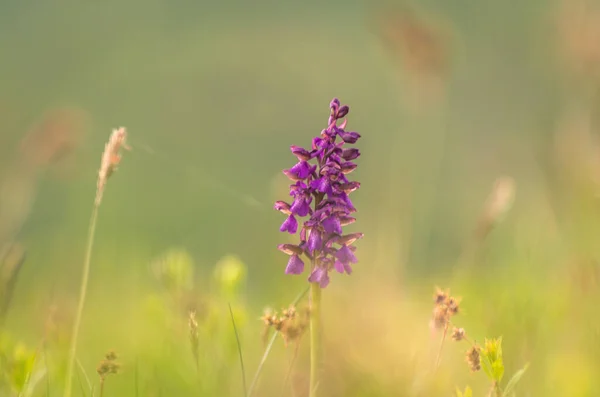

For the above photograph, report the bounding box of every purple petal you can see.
[312,136,323,150]
[310,176,330,194]
[283,161,312,181]
[290,145,312,161]
[274,201,292,215]
[307,228,323,254]
[322,215,342,235]
[334,260,353,274]
[277,244,303,256]
[337,105,349,119]
[330,98,340,110]
[289,181,308,196]
[291,197,311,217]
[300,226,307,242]
[279,215,298,234]
[322,161,341,172]
[339,216,356,226]
[340,162,358,174]
[338,181,361,194]
[338,131,361,144]
[308,266,330,288]
[336,244,358,265]
[337,232,364,246]
[285,254,305,275]
[337,192,355,211]
[342,148,360,161]
[344,262,353,274]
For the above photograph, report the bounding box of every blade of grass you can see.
[229,303,248,397]
[65,204,99,397]
[502,364,529,397]
[134,357,139,397]
[44,347,50,397]
[75,366,88,397]
[247,329,278,397]
[76,358,93,396]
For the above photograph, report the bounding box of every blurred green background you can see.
[1,0,600,395]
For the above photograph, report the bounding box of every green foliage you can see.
[481,337,504,383]
[455,385,472,397]
[458,337,529,397]
[0,334,45,397]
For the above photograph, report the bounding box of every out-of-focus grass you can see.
[1,0,600,395]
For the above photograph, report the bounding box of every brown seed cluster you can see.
[261,305,310,345]
[451,327,466,342]
[97,350,120,380]
[430,287,485,374]
[465,345,481,372]
[431,287,460,331]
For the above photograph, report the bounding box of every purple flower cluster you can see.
[275,98,363,288]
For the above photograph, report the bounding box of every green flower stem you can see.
[309,280,322,397]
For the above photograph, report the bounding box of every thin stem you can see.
[434,321,449,370]
[486,381,499,397]
[280,339,301,397]
[229,303,248,397]
[64,203,100,397]
[247,330,278,397]
[44,347,50,397]
[134,357,139,397]
[309,280,322,397]
[76,358,93,394]
[99,378,105,397]
[76,367,88,397]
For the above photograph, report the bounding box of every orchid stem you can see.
[309,280,322,397]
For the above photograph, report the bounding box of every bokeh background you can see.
[1,0,600,395]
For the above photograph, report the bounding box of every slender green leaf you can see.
[229,303,247,397]
[502,364,529,397]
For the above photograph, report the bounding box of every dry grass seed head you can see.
[431,287,461,330]
[97,350,120,379]
[260,305,310,346]
[465,345,481,372]
[96,127,129,206]
[451,327,466,342]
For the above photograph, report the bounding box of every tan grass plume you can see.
[96,127,130,206]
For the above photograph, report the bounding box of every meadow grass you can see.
[2,1,600,396]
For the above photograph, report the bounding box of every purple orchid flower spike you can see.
[274,98,363,287]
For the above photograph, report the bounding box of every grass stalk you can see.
[434,321,449,370]
[229,303,248,397]
[247,330,278,397]
[280,337,301,397]
[64,202,99,397]
[309,280,321,397]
